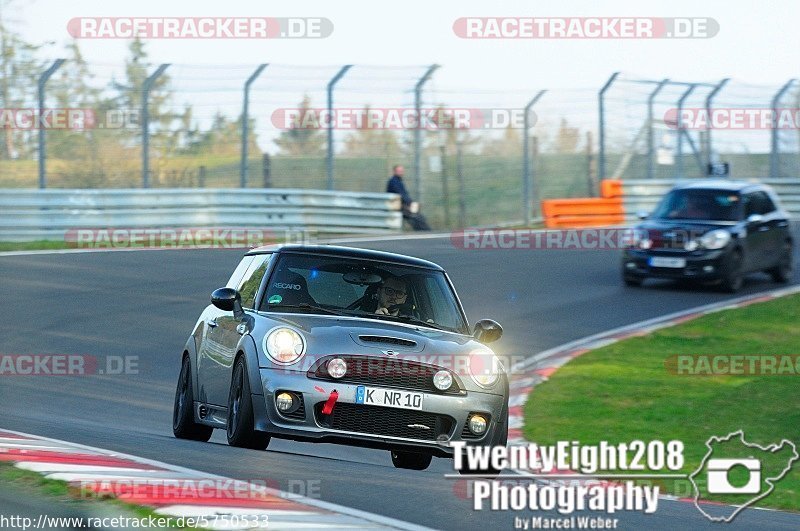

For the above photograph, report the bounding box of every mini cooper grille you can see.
[315,402,455,441]
[309,356,462,394]
[358,335,417,348]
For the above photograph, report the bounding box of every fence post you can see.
[586,131,596,196]
[675,83,697,179]
[440,143,450,227]
[263,153,272,188]
[456,138,466,228]
[37,59,65,189]
[241,64,268,188]
[523,90,546,225]
[326,65,352,190]
[414,64,440,203]
[141,63,170,188]
[598,72,620,181]
[646,79,669,180]
[770,78,796,178]
[198,166,206,188]
[704,78,730,170]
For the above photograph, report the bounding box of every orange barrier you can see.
[540,179,625,228]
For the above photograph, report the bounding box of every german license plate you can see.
[355,386,424,411]
[649,256,686,268]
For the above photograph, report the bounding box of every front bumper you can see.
[256,368,507,457]
[622,248,731,280]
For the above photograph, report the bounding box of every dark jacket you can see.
[386,175,413,207]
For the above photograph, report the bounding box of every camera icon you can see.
[707,458,761,494]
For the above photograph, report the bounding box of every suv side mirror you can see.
[473,319,503,343]
[746,213,764,225]
[211,287,244,319]
[636,211,649,220]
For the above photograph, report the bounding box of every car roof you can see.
[246,244,445,271]
[671,179,766,192]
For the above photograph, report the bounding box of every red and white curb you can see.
[0,429,429,530]
[504,283,800,503]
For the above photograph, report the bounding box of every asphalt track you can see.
[1,227,799,530]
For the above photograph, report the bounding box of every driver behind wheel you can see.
[375,276,408,316]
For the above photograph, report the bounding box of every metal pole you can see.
[414,64,440,202]
[523,90,546,225]
[141,64,169,188]
[770,78,796,178]
[704,78,730,169]
[326,65,352,190]
[646,79,669,180]
[675,83,697,179]
[598,72,620,181]
[240,64,268,188]
[37,59,65,189]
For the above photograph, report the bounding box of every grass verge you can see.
[523,293,800,511]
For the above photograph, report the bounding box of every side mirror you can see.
[473,319,503,344]
[211,287,244,319]
[636,211,649,220]
[746,213,763,225]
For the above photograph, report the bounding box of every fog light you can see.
[433,370,453,391]
[276,392,294,412]
[468,414,488,435]
[703,265,714,273]
[625,262,636,269]
[327,358,347,379]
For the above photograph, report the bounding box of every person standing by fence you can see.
[386,164,431,231]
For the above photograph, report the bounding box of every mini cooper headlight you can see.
[265,327,305,365]
[433,370,453,391]
[700,229,731,250]
[468,349,500,388]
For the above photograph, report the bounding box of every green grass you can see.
[523,293,800,511]
[0,462,193,528]
[0,241,74,252]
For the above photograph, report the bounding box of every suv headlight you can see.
[700,229,731,250]
[468,349,501,388]
[265,327,305,365]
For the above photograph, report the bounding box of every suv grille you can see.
[315,402,455,441]
[308,356,463,394]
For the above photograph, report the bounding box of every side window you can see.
[743,193,760,217]
[237,254,270,309]
[757,192,776,214]
[226,256,255,289]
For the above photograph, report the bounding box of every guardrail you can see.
[622,179,800,220]
[0,188,403,242]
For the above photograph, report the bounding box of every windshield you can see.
[651,189,742,222]
[259,253,468,334]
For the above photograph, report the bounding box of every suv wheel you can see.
[720,250,744,293]
[768,241,793,283]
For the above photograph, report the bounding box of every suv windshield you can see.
[259,253,468,334]
[651,189,742,222]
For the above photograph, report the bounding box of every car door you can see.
[197,255,254,407]
[206,254,271,408]
[755,191,785,267]
[741,192,770,271]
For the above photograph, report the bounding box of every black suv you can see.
[622,180,794,292]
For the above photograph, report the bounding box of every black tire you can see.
[623,276,643,287]
[227,357,270,450]
[720,250,744,293]
[391,451,432,471]
[767,242,793,284]
[173,356,213,442]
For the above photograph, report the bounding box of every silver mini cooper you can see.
[173,244,508,471]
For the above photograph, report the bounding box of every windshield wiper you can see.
[267,303,350,317]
